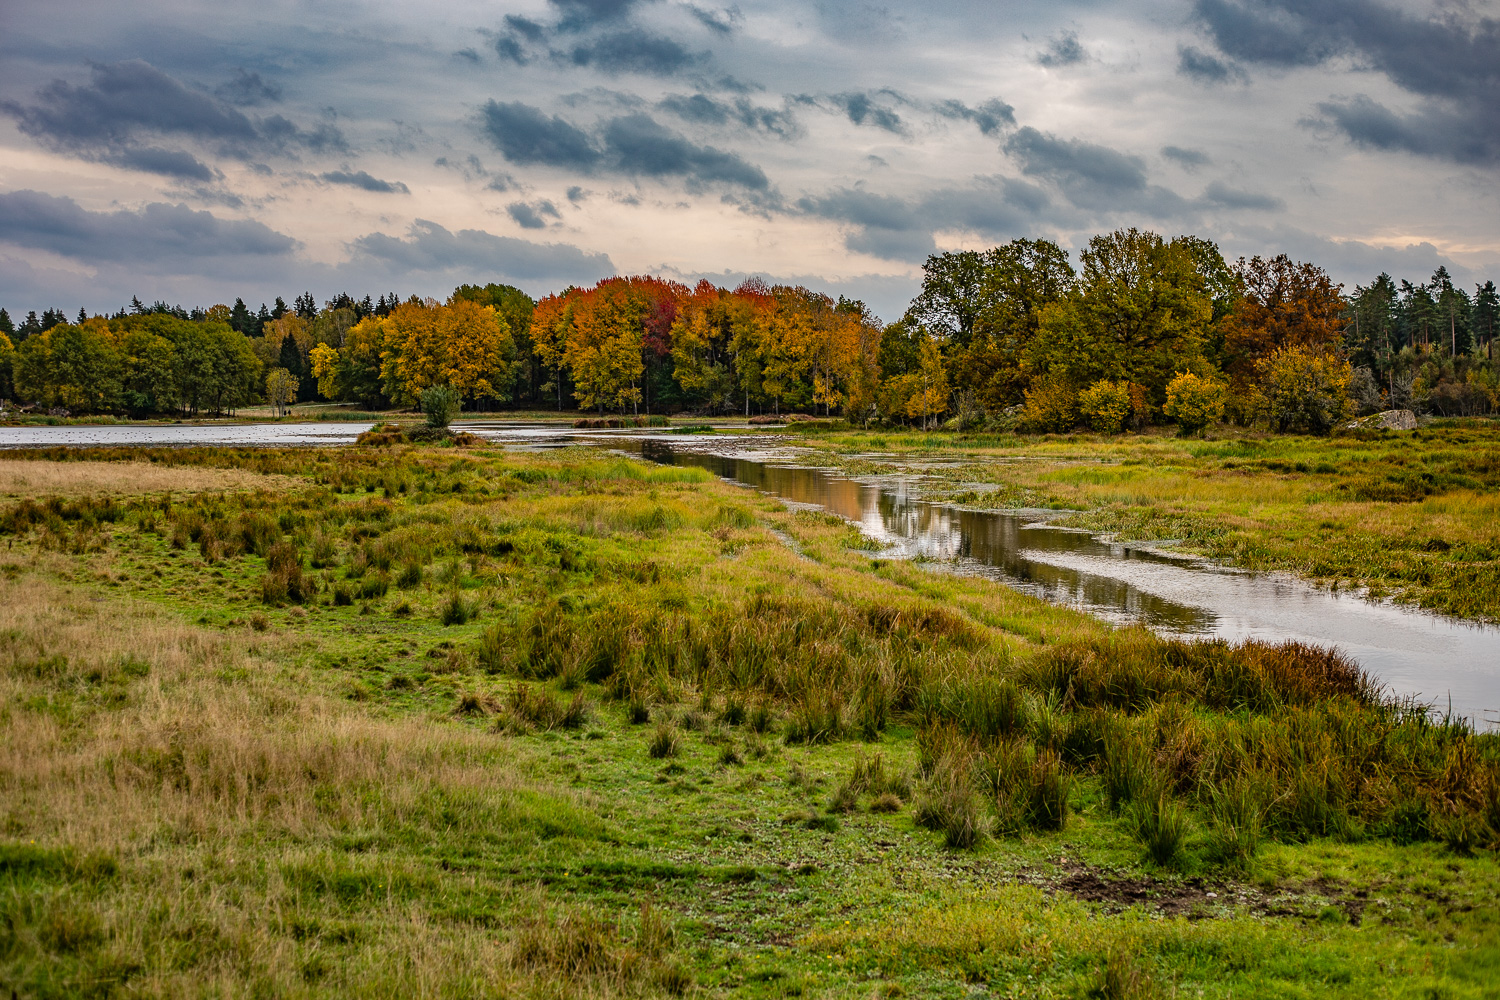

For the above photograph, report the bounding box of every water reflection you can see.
[637,439,1500,728]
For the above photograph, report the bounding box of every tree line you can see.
[2,228,1497,430]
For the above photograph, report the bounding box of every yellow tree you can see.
[565,281,646,413]
[438,299,516,402]
[265,368,299,416]
[309,343,339,399]
[905,336,950,427]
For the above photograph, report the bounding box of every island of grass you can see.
[0,441,1496,998]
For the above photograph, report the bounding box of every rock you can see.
[1349,409,1417,431]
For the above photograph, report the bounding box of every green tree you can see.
[119,329,178,414]
[906,251,989,350]
[960,239,1075,409]
[1025,229,1213,411]
[1473,281,1499,358]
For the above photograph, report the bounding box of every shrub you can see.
[1079,379,1133,433]
[475,623,506,672]
[421,384,462,428]
[396,562,423,588]
[1252,345,1355,434]
[1163,371,1227,436]
[1103,732,1155,813]
[358,573,390,599]
[1019,374,1078,433]
[260,541,310,604]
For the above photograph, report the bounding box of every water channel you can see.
[2,419,1496,726]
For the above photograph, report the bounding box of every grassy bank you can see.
[0,443,1497,998]
[787,421,1500,622]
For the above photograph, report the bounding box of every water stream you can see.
[3,419,1496,725]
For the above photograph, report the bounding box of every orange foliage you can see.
[1221,255,1345,381]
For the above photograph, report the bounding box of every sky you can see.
[1,0,1497,321]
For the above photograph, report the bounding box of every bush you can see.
[1019,375,1078,433]
[1252,346,1355,434]
[1162,371,1227,436]
[420,384,462,428]
[1079,379,1133,433]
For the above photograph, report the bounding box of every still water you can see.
[2,420,1496,725]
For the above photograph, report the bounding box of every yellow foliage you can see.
[1162,372,1227,435]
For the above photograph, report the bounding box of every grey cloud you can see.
[454,48,482,63]
[0,60,344,177]
[494,34,531,64]
[1005,126,1145,195]
[563,30,700,76]
[1003,127,1193,215]
[4,60,259,147]
[550,0,648,31]
[1311,95,1500,167]
[214,69,282,106]
[1200,181,1282,210]
[349,218,612,283]
[567,186,588,202]
[1162,145,1211,169]
[479,102,768,190]
[0,189,295,265]
[835,92,903,133]
[1193,0,1336,67]
[110,146,218,180]
[1037,30,1086,67]
[507,200,562,228]
[797,176,1049,263]
[936,98,1015,136]
[657,93,799,137]
[659,93,729,124]
[478,101,602,169]
[1191,0,1500,164]
[505,15,549,41]
[685,5,739,34]
[1177,45,1244,84]
[321,170,410,194]
[601,113,768,189]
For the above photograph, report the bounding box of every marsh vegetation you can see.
[0,441,1497,998]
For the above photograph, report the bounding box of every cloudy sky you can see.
[1,0,1497,320]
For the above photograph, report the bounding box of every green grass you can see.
[0,442,1496,998]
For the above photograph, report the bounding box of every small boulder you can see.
[1349,409,1418,431]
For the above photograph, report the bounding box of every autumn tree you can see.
[1220,255,1345,382]
[266,368,299,416]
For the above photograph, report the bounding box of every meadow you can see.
[0,439,1497,998]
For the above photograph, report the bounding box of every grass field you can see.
[785,420,1500,623]
[0,442,1497,998]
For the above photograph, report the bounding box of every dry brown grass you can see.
[0,560,637,997]
[0,458,299,498]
